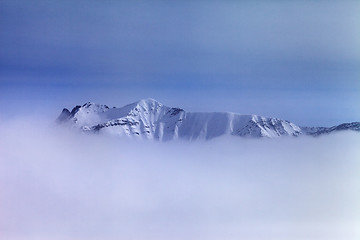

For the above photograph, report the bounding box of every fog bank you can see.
[0,119,359,240]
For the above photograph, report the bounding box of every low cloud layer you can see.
[1,119,360,240]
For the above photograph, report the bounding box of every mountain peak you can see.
[82,102,95,107]
[134,98,163,107]
[81,102,110,109]
[140,98,160,103]
[56,108,71,122]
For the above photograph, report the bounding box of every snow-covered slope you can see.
[57,98,359,140]
[57,98,303,140]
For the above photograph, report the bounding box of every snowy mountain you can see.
[57,98,358,140]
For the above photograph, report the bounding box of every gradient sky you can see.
[1,0,359,126]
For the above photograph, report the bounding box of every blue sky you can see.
[0,0,359,126]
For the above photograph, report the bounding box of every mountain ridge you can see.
[57,98,359,140]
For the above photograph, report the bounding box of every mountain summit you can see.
[57,98,359,140]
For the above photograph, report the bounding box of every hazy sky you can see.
[1,0,359,126]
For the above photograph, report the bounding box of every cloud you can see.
[0,118,360,240]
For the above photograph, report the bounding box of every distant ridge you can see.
[57,98,359,140]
